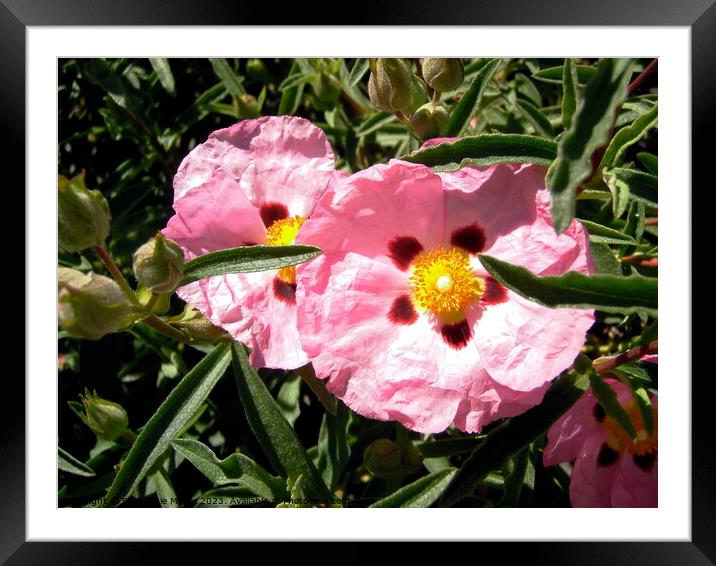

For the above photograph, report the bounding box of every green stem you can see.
[143,315,194,344]
[93,245,141,307]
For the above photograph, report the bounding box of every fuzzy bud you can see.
[410,103,449,139]
[368,58,413,113]
[312,72,342,103]
[79,388,129,441]
[169,305,227,342]
[58,174,110,252]
[58,267,134,340]
[132,234,184,295]
[422,58,465,92]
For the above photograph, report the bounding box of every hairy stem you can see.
[593,340,657,373]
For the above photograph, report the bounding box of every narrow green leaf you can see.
[446,59,500,137]
[401,134,557,171]
[180,245,322,286]
[230,342,331,501]
[588,242,623,276]
[479,254,657,316]
[355,111,397,136]
[148,58,176,96]
[515,73,541,107]
[588,372,637,439]
[440,371,588,507]
[151,469,178,508]
[58,447,96,477]
[516,99,554,138]
[561,58,578,130]
[637,152,658,174]
[348,58,370,88]
[370,468,457,508]
[499,448,534,507]
[611,373,655,438]
[605,168,658,209]
[278,72,315,93]
[417,437,483,458]
[315,402,352,489]
[580,219,639,245]
[533,64,597,85]
[209,58,246,97]
[599,105,657,174]
[546,58,633,233]
[277,374,301,428]
[279,61,305,116]
[171,438,286,500]
[104,343,232,507]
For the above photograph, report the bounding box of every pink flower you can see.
[163,116,345,369]
[295,159,595,433]
[544,378,658,507]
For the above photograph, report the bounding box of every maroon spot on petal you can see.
[387,236,424,270]
[242,241,258,247]
[593,403,606,423]
[450,223,486,254]
[481,276,508,305]
[632,452,656,472]
[388,295,418,325]
[260,202,289,227]
[597,443,619,467]
[272,277,297,305]
[440,319,472,350]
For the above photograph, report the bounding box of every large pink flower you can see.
[163,116,345,369]
[544,377,658,507]
[295,159,595,433]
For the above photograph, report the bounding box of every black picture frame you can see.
[8,0,709,563]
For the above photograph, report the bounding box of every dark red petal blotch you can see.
[481,276,509,305]
[272,277,297,304]
[632,453,656,472]
[597,443,619,467]
[440,319,472,350]
[450,223,486,254]
[387,236,424,270]
[388,295,418,325]
[260,202,289,228]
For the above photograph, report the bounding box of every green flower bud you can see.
[368,58,413,113]
[169,305,227,342]
[58,173,110,252]
[132,234,184,295]
[311,72,342,103]
[58,267,134,340]
[364,439,403,479]
[410,103,449,139]
[237,94,261,119]
[245,58,273,83]
[422,58,465,92]
[79,388,129,441]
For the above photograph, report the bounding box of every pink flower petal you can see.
[611,451,658,507]
[569,430,617,507]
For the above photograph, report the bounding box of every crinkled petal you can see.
[611,452,658,507]
[569,430,617,507]
[544,388,603,466]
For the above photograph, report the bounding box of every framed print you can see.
[7,0,711,562]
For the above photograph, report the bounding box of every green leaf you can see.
[561,58,578,130]
[171,438,286,500]
[180,245,322,286]
[278,72,315,93]
[440,370,588,507]
[605,168,658,209]
[276,374,301,428]
[515,73,541,107]
[401,134,557,171]
[637,152,658,174]
[230,342,331,501]
[58,447,96,477]
[516,99,554,138]
[499,448,535,507]
[315,402,352,489]
[355,111,397,136]
[611,373,655,437]
[150,469,178,508]
[588,372,637,439]
[279,61,306,116]
[588,242,623,276]
[479,254,657,316]
[533,64,597,85]
[446,59,500,137]
[348,58,370,88]
[209,58,246,97]
[580,219,639,245]
[598,104,657,173]
[370,468,457,508]
[546,58,633,233]
[148,58,176,96]
[103,343,232,507]
[416,436,483,458]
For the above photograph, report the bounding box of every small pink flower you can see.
[544,378,658,507]
[163,116,345,369]
[295,159,595,433]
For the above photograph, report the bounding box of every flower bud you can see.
[368,58,413,113]
[169,305,227,342]
[58,267,134,340]
[245,58,273,83]
[363,439,403,479]
[237,94,261,119]
[311,72,342,103]
[132,234,184,295]
[410,103,449,139]
[58,174,110,252]
[79,388,129,441]
[422,58,465,92]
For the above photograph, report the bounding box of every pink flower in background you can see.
[295,159,595,433]
[164,116,345,369]
[544,377,658,507]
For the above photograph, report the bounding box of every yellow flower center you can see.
[409,246,483,321]
[265,216,306,285]
[605,400,658,456]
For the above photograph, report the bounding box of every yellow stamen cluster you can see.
[265,216,306,285]
[605,400,658,456]
[409,247,483,320]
